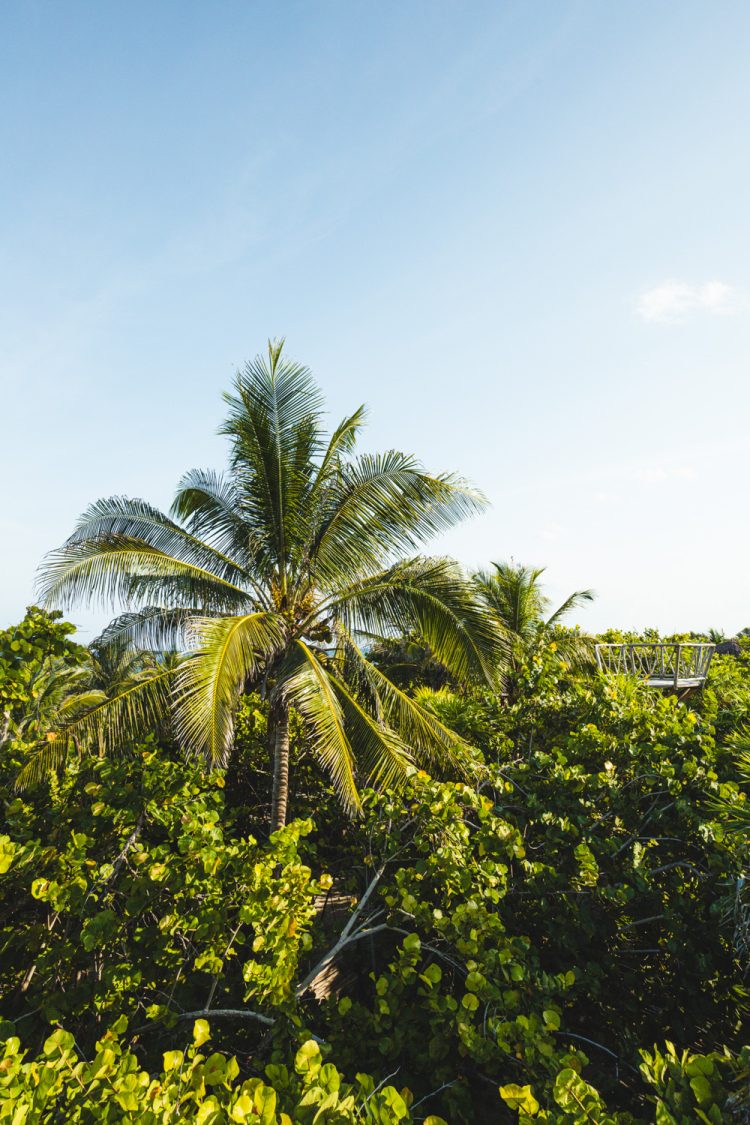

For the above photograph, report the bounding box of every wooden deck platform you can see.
[595,642,715,693]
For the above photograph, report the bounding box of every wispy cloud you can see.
[635,279,742,323]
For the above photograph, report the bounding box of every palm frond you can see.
[339,631,468,773]
[56,690,109,718]
[93,606,193,654]
[174,612,287,766]
[711,742,750,836]
[310,452,488,584]
[38,536,251,613]
[57,665,176,747]
[15,737,75,789]
[53,496,251,587]
[546,627,596,670]
[546,588,595,627]
[316,406,367,476]
[220,341,326,588]
[323,666,413,792]
[282,641,360,814]
[171,469,262,576]
[324,557,507,686]
[15,666,177,789]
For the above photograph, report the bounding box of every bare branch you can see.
[174,1007,274,1027]
[296,866,388,998]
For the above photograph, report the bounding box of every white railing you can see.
[595,643,715,690]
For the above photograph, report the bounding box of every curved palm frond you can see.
[310,451,487,584]
[324,557,507,686]
[56,689,109,718]
[282,641,360,814]
[15,665,177,789]
[38,536,251,613]
[323,665,413,792]
[339,631,468,773]
[552,628,595,666]
[296,405,368,581]
[58,496,251,587]
[170,469,262,576]
[15,737,75,790]
[221,340,326,589]
[56,665,176,747]
[546,588,595,627]
[94,606,193,654]
[314,405,368,485]
[174,612,287,766]
[711,744,750,835]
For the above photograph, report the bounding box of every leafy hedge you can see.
[0,1022,435,1123]
[2,611,750,1121]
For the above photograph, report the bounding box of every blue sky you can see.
[2,1,749,637]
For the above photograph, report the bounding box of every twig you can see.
[411,1079,458,1110]
[355,1068,400,1117]
[552,1031,639,1075]
[649,861,706,877]
[622,914,666,928]
[205,921,243,1011]
[106,810,146,883]
[173,1008,274,1027]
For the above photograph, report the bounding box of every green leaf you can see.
[0,836,16,874]
[295,1040,322,1077]
[499,1083,540,1115]
[689,1074,713,1106]
[203,1052,227,1086]
[163,1050,184,1071]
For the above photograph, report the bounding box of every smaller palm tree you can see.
[475,561,594,676]
[16,635,174,785]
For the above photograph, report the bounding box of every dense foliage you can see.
[2,607,750,1121]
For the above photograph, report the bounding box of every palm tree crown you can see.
[38,341,503,826]
[475,561,594,674]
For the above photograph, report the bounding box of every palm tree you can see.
[37,341,503,828]
[15,633,174,783]
[474,561,594,675]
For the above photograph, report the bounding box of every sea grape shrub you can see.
[0,745,322,1060]
[497,1042,750,1123]
[698,639,750,741]
[317,771,590,1122]
[639,1041,750,1124]
[0,1021,442,1124]
[421,650,747,1105]
[2,611,750,1122]
[5,1021,746,1124]
[500,1042,750,1123]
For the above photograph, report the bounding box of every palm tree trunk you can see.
[270,698,290,831]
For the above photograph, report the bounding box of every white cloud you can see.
[635,279,741,323]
